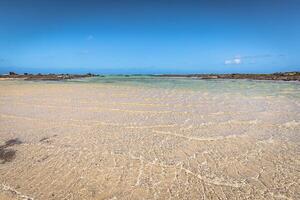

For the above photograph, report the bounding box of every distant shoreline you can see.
[157,72,300,81]
[0,72,96,81]
[0,71,300,81]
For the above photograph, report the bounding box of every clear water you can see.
[66,75,300,99]
[4,75,300,99]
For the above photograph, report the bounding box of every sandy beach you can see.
[0,78,299,199]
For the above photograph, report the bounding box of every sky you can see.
[0,0,300,74]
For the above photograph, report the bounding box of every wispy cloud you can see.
[241,54,271,59]
[224,54,285,65]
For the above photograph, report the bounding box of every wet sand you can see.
[0,80,299,199]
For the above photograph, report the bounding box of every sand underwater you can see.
[0,76,299,199]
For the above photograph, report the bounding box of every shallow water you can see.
[0,78,299,199]
[67,75,300,98]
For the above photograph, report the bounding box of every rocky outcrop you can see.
[158,72,300,81]
[0,73,97,81]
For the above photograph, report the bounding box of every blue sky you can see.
[0,0,299,74]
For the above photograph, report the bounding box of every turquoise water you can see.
[3,75,299,99]
[66,75,300,99]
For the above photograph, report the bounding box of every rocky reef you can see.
[0,72,96,81]
[158,72,300,81]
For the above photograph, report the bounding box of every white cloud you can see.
[224,53,285,65]
[225,57,241,65]
[233,58,241,64]
[224,60,231,65]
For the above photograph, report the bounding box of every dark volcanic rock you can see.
[0,138,23,163]
[9,72,17,75]
[24,73,96,81]
[0,149,16,163]
[5,138,22,146]
[0,72,97,81]
[158,72,300,81]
